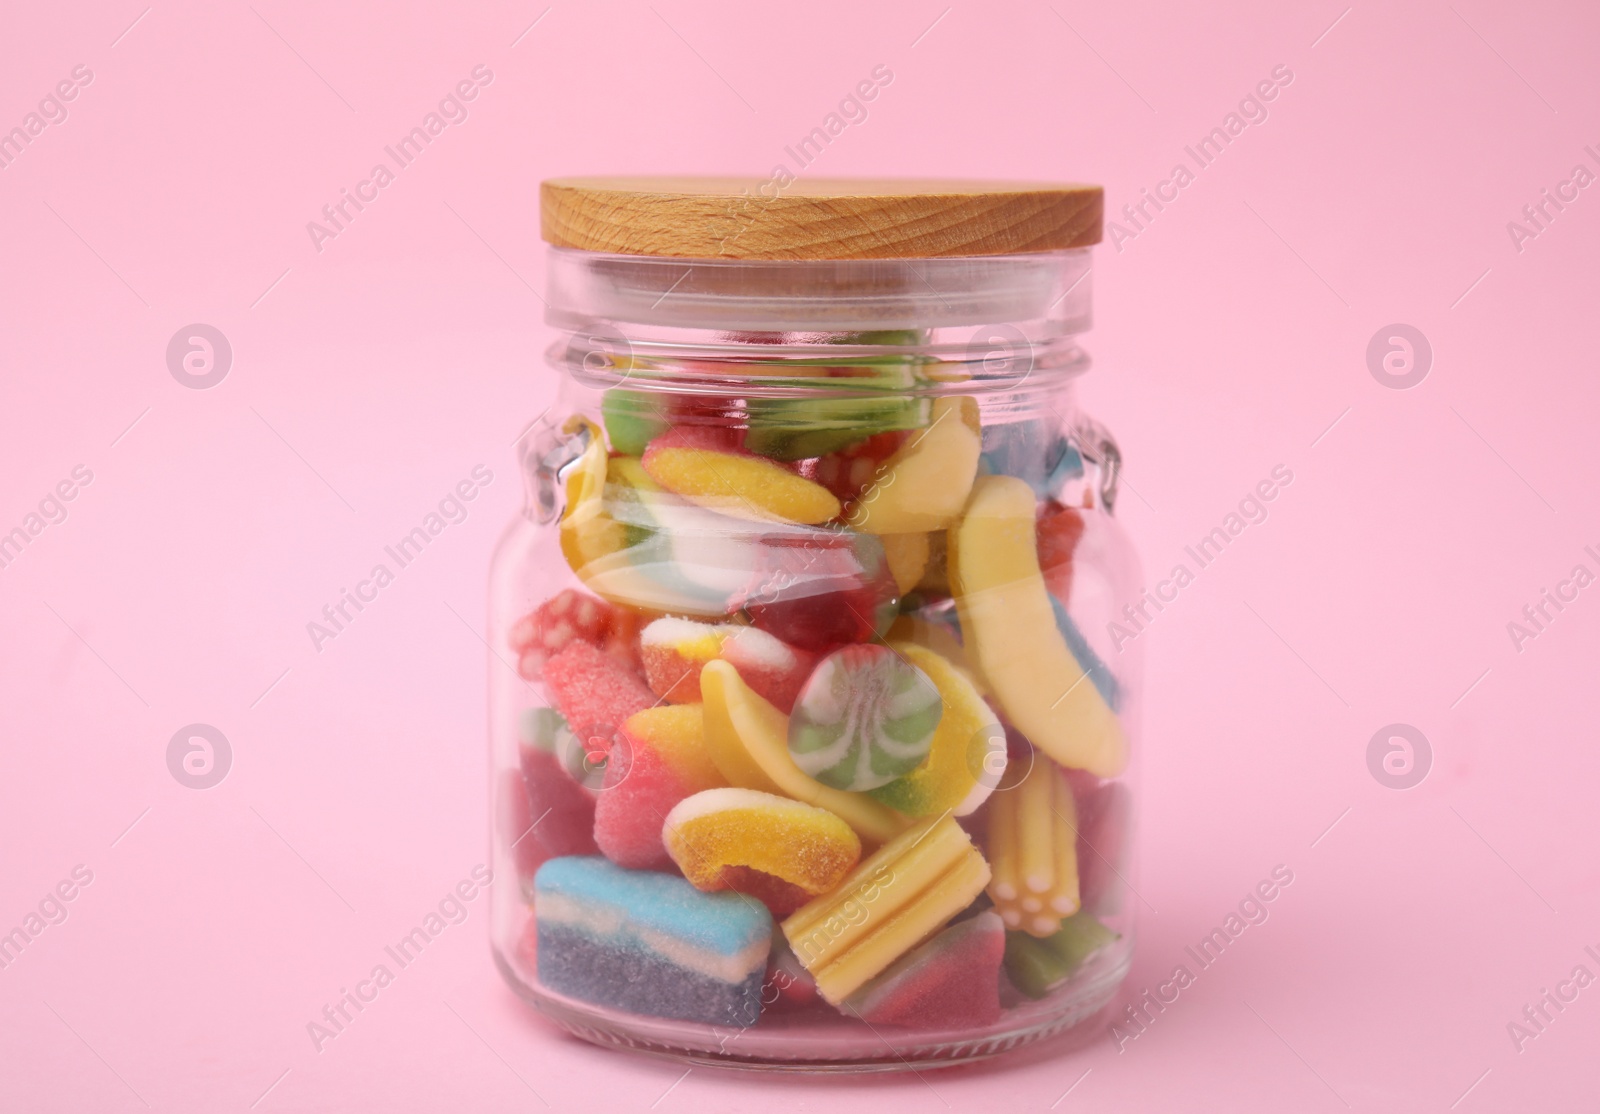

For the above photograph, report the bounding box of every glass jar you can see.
[488,179,1140,1070]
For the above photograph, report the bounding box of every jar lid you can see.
[540,177,1102,260]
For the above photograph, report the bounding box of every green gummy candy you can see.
[601,388,669,456]
[1003,913,1119,999]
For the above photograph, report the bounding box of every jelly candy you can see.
[844,911,1005,1028]
[739,529,898,651]
[949,476,1126,777]
[663,788,862,907]
[593,704,728,870]
[700,659,908,845]
[601,387,670,456]
[517,750,600,866]
[766,933,821,1006]
[781,815,991,1005]
[541,640,657,762]
[979,420,1085,500]
[879,533,930,595]
[866,643,1004,817]
[534,856,772,1027]
[640,617,813,712]
[987,757,1080,936]
[787,645,942,793]
[1002,912,1117,999]
[745,341,928,462]
[509,588,643,678]
[558,417,626,576]
[807,430,912,502]
[642,428,842,524]
[1049,595,1121,711]
[844,397,982,535]
[1036,501,1084,603]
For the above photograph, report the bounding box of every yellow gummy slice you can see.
[643,445,841,525]
[663,788,861,897]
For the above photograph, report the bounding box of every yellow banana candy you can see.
[987,758,1081,937]
[781,815,991,1005]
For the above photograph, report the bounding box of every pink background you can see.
[3,0,1597,1109]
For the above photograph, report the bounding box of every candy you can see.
[788,645,942,792]
[558,417,625,576]
[1049,595,1122,712]
[986,758,1080,936]
[1002,913,1118,999]
[700,659,908,845]
[745,339,928,462]
[534,856,772,1027]
[979,421,1084,500]
[509,589,643,678]
[1036,501,1084,602]
[766,933,821,1006]
[883,612,979,688]
[866,643,1004,817]
[739,529,898,651]
[601,387,669,456]
[663,788,862,908]
[845,397,983,535]
[642,429,842,524]
[879,533,930,595]
[844,912,1005,1028]
[808,431,913,502]
[519,707,605,791]
[542,640,657,762]
[593,704,727,870]
[497,769,545,881]
[781,815,991,1005]
[1076,779,1131,913]
[640,617,812,712]
[948,476,1126,777]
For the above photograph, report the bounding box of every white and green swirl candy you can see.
[788,645,943,791]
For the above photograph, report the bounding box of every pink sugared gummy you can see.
[510,589,643,679]
[845,912,1005,1029]
[592,707,726,870]
[640,617,813,713]
[542,640,656,761]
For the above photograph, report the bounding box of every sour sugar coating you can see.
[664,788,862,912]
[640,617,813,712]
[541,639,657,761]
[781,815,991,1005]
[534,856,772,1027]
[866,642,1005,817]
[986,757,1081,936]
[508,588,643,678]
[787,644,942,793]
[844,912,1005,1029]
[593,705,727,870]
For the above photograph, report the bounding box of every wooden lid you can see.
[541,177,1102,260]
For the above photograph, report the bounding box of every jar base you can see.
[496,947,1130,1073]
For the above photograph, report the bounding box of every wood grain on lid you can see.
[541,177,1102,260]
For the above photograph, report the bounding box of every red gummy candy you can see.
[1076,779,1130,913]
[520,748,599,855]
[739,531,898,652]
[542,640,656,761]
[805,431,911,502]
[592,706,726,870]
[716,865,814,919]
[509,589,643,679]
[1037,502,1085,605]
[846,912,1005,1028]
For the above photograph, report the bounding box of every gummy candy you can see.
[782,815,991,1004]
[542,640,658,762]
[1036,501,1084,603]
[1002,912,1117,999]
[788,644,942,792]
[807,430,912,502]
[663,788,862,907]
[535,856,772,1027]
[866,643,1004,817]
[1049,595,1121,712]
[986,757,1080,936]
[739,529,899,652]
[642,429,842,524]
[593,704,728,870]
[519,707,605,792]
[844,912,1005,1028]
[844,397,982,535]
[949,476,1126,777]
[700,659,908,846]
[1076,779,1130,913]
[879,533,930,596]
[979,420,1085,500]
[509,588,643,678]
[640,617,813,712]
[516,750,600,867]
